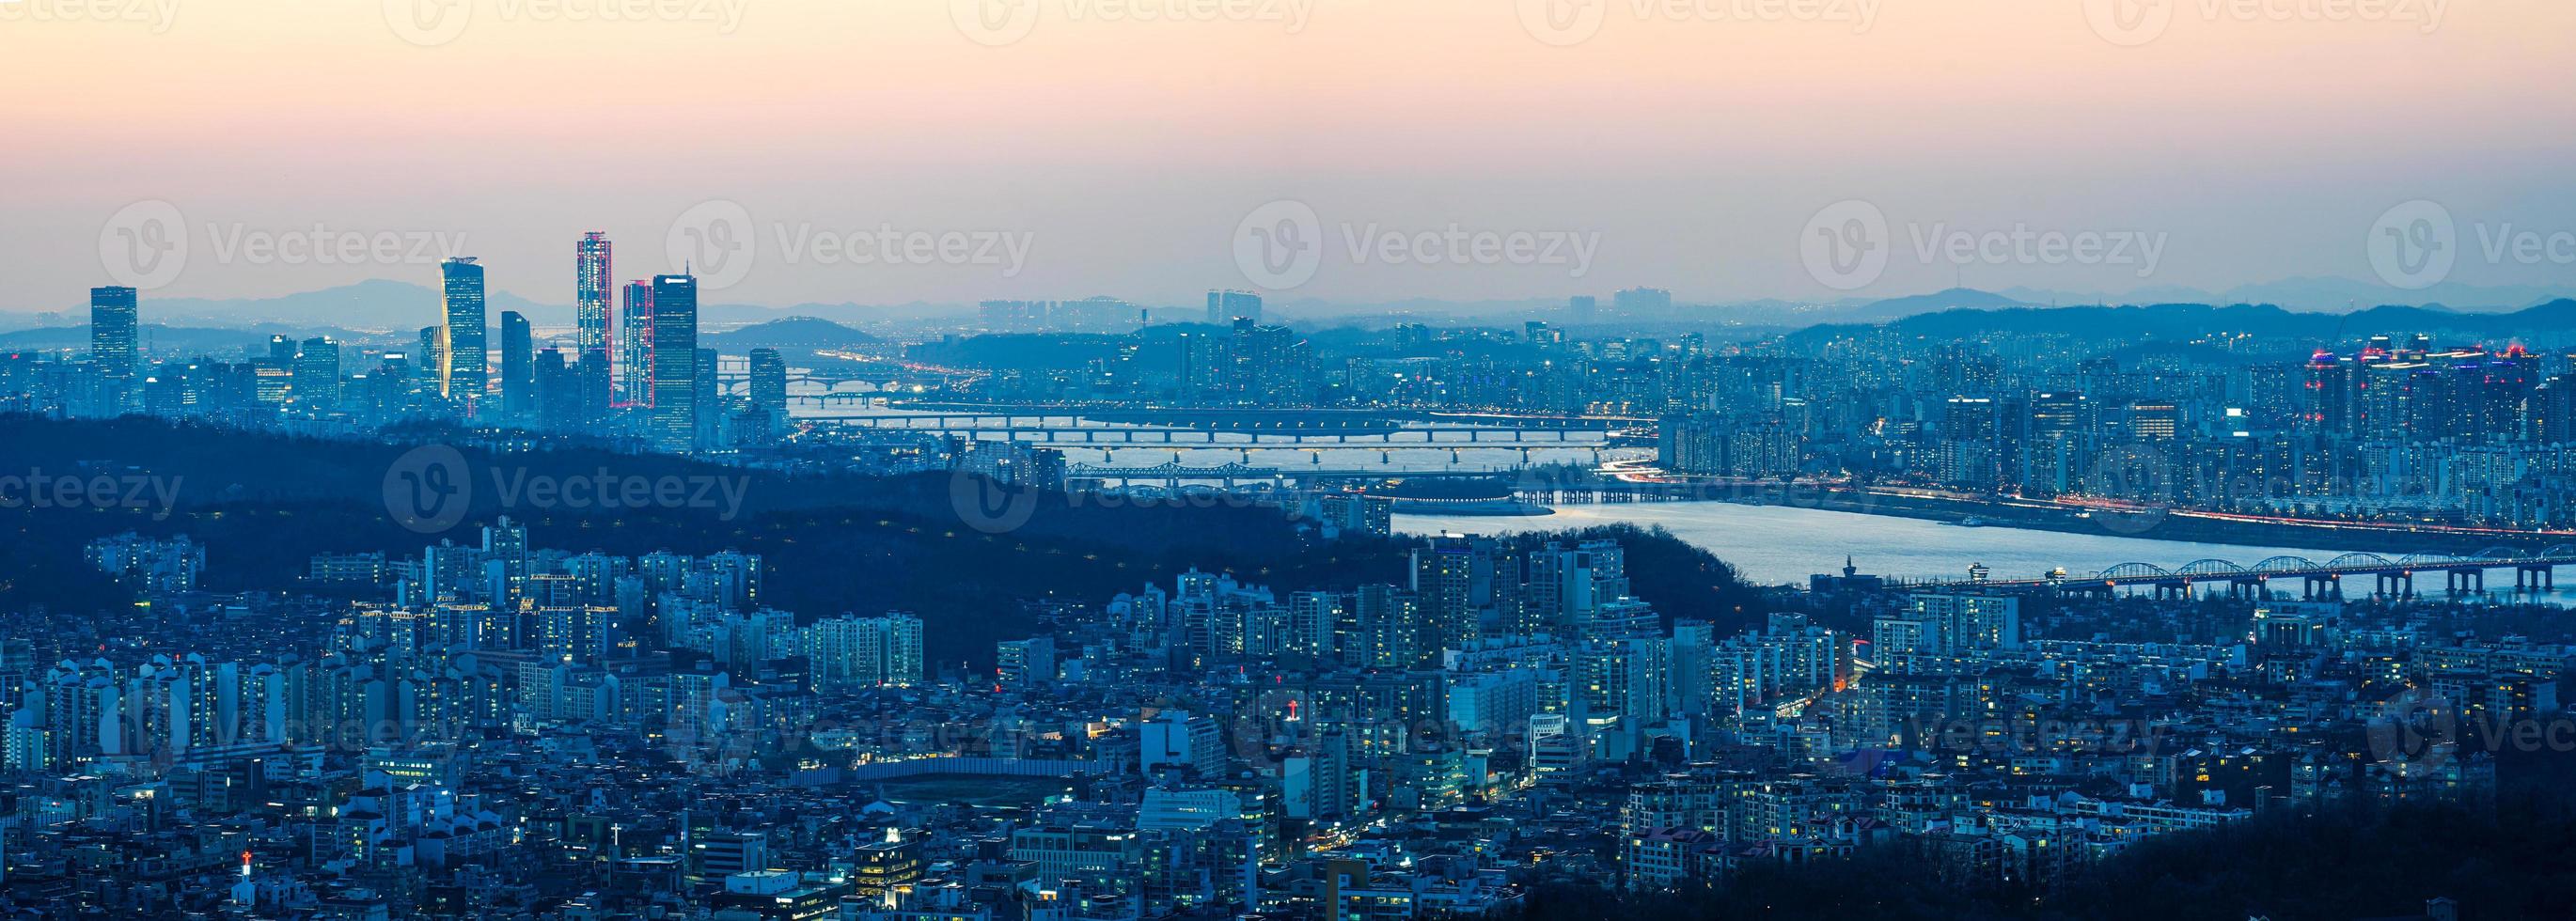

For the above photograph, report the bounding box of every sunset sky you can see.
[4,0,2570,310]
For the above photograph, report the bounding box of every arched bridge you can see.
[1930,545,2576,599]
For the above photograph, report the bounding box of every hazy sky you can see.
[5,0,2571,311]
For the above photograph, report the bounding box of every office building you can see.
[440,258,488,406]
[651,273,699,450]
[499,312,534,416]
[576,231,612,357]
[619,280,655,408]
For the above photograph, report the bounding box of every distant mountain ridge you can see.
[10,276,2568,341]
[1795,297,2576,347]
[0,321,389,355]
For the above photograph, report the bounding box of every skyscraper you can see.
[417,326,448,396]
[618,280,654,408]
[440,258,488,405]
[499,311,534,416]
[650,273,699,451]
[89,284,141,416]
[89,287,139,382]
[293,336,341,411]
[575,348,611,424]
[576,232,612,357]
[748,348,786,416]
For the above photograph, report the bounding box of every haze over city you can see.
[6,3,2576,919]
[8,0,2575,310]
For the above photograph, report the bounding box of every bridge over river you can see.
[1920,547,2576,599]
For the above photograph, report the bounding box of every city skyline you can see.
[5,3,2575,916]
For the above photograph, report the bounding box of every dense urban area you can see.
[0,249,2572,920]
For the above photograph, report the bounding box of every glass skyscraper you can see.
[576,232,612,357]
[650,273,698,450]
[500,311,534,416]
[618,280,654,409]
[89,286,139,381]
[440,258,488,404]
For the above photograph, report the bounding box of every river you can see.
[1395,502,2576,602]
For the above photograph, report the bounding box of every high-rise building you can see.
[650,273,699,450]
[1612,287,1673,316]
[574,348,612,424]
[533,347,575,429]
[499,311,534,416]
[808,613,923,688]
[695,348,719,446]
[747,348,787,416]
[440,258,488,406]
[1205,289,1261,325]
[89,286,139,382]
[418,326,448,396]
[618,280,654,408]
[292,336,341,411]
[575,232,612,357]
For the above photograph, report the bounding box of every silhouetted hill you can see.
[705,316,880,351]
[0,416,1763,663]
